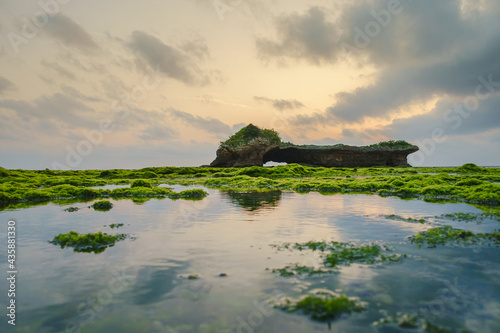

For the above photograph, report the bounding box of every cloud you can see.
[128,31,213,86]
[0,76,15,94]
[139,124,178,142]
[256,7,340,65]
[254,96,304,110]
[265,1,500,125]
[60,85,103,103]
[167,108,231,134]
[0,93,97,131]
[41,61,76,80]
[378,95,500,141]
[44,14,98,51]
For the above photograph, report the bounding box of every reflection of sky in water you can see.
[0,187,499,332]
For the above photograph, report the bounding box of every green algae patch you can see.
[50,231,127,254]
[293,241,405,267]
[92,200,113,211]
[383,214,426,224]
[409,226,500,248]
[2,165,500,208]
[109,223,124,229]
[456,163,484,173]
[64,206,79,212]
[130,179,152,188]
[271,264,333,277]
[177,189,209,200]
[271,241,405,278]
[274,289,365,321]
[373,312,452,333]
[439,212,500,223]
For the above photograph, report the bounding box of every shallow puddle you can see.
[1,187,499,332]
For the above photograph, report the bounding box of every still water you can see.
[1,187,499,332]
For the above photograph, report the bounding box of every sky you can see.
[0,0,499,169]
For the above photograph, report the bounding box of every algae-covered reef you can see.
[210,124,419,167]
[1,163,500,210]
[168,163,500,208]
[0,168,209,207]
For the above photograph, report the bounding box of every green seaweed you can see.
[92,200,113,211]
[271,240,404,278]
[409,226,500,248]
[373,313,452,332]
[50,231,126,254]
[293,241,404,267]
[130,179,152,188]
[383,214,426,223]
[274,289,365,321]
[1,164,499,208]
[272,264,333,277]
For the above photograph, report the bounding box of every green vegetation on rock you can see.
[50,231,126,254]
[220,123,281,148]
[279,140,417,151]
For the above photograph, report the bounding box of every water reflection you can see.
[222,190,282,211]
[1,187,499,332]
[132,260,188,305]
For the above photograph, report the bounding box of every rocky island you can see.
[210,124,419,167]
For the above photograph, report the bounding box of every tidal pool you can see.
[1,187,499,332]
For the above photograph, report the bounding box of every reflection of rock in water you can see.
[223,190,282,211]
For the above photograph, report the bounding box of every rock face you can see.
[210,141,419,167]
[263,146,419,167]
[210,138,280,167]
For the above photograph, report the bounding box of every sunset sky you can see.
[1,0,499,169]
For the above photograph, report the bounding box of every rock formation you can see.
[209,124,419,168]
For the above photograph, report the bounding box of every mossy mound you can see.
[50,231,126,254]
[92,200,113,211]
[220,124,281,148]
[457,163,483,173]
[131,179,152,188]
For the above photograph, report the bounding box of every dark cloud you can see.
[129,31,213,86]
[0,76,15,94]
[256,7,340,65]
[254,96,304,110]
[259,1,500,125]
[257,1,478,67]
[378,95,500,141]
[44,14,98,51]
